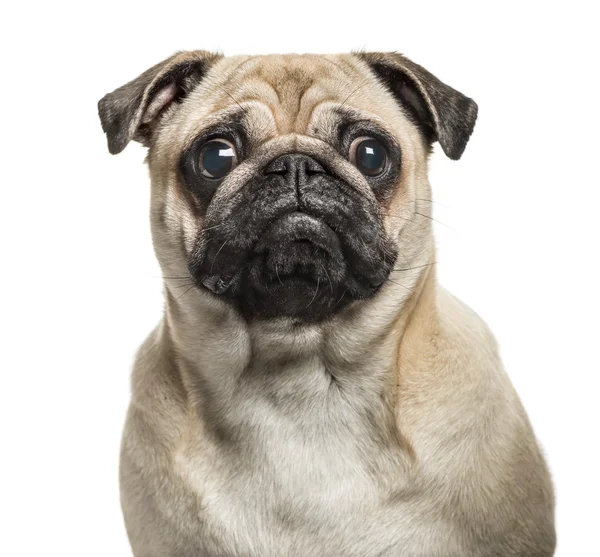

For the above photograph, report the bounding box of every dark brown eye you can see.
[350,138,388,177]
[198,139,237,179]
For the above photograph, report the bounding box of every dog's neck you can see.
[160,248,435,441]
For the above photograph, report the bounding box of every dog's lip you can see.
[198,212,340,296]
[201,274,233,294]
[255,211,340,255]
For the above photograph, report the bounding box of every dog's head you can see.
[99,52,476,322]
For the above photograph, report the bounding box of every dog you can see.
[99,50,556,557]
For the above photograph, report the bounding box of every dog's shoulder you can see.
[436,286,499,354]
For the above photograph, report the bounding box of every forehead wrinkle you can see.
[288,59,368,133]
[207,55,379,139]
[290,84,328,133]
[229,79,281,107]
[274,75,315,133]
[307,102,396,138]
[220,81,282,134]
[234,58,324,133]
[180,101,278,148]
[242,100,280,137]
[300,97,351,135]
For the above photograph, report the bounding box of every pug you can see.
[98,51,556,557]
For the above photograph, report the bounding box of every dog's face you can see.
[99,52,477,322]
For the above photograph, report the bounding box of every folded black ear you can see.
[355,52,478,160]
[98,50,222,154]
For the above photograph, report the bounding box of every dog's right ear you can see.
[98,50,222,154]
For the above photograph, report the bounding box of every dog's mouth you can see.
[190,211,393,321]
[199,212,340,294]
[187,158,396,321]
[253,212,344,285]
[245,212,350,319]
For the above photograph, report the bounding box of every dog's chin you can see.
[194,212,391,322]
[239,274,346,322]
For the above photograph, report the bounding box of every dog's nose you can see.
[264,153,326,179]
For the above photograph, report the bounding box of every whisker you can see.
[275,264,284,286]
[359,237,377,266]
[384,213,430,231]
[392,261,437,273]
[339,80,369,109]
[264,280,273,295]
[175,285,196,301]
[386,211,449,229]
[168,282,196,290]
[414,211,450,228]
[321,264,334,293]
[333,289,348,308]
[396,246,410,264]
[386,278,413,292]
[210,240,229,274]
[217,85,245,112]
[201,223,224,233]
[305,277,320,308]
[385,214,415,223]
[415,198,448,208]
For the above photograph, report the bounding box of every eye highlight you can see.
[349,137,388,177]
[198,139,238,179]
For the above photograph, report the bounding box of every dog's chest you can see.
[171,384,457,557]
[178,430,388,554]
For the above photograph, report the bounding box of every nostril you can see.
[263,154,327,177]
[304,159,325,176]
[264,159,289,176]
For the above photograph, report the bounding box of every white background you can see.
[1,1,598,555]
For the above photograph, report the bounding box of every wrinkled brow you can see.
[181,107,250,151]
[308,105,399,150]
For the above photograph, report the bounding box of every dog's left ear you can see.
[356,52,478,160]
[98,50,222,154]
